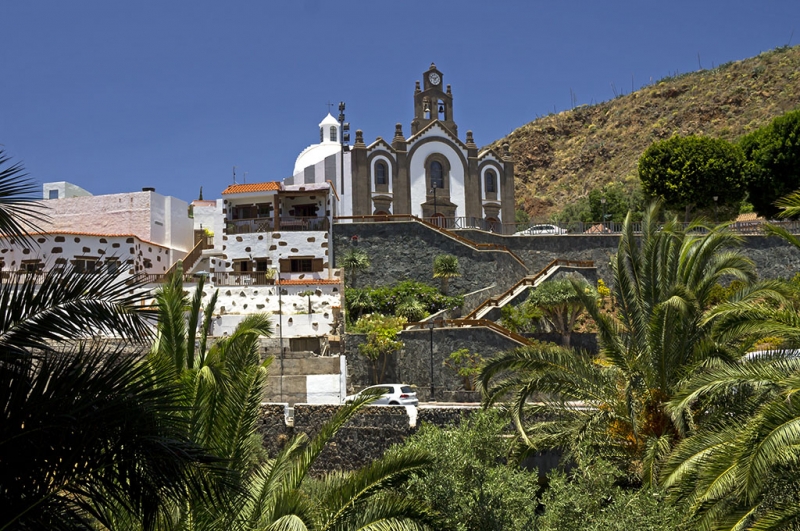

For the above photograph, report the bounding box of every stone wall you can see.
[257,403,478,474]
[257,403,565,476]
[455,230,800,283]
[344,325,523,399]
[333,221,529,294]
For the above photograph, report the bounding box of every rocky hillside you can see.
[489,45,800,219]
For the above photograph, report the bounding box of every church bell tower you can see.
[412,63,457,136]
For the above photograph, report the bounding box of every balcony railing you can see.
[336,215,800,236]
[227,216,329,234]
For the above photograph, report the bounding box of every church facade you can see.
[286,64,516,233]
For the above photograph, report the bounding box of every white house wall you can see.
[0,233,172,275]
[34,190,192,259]
[199,283,340,338]
[219,231,330,278]
[192,200,225,252]
[306,373,342,404]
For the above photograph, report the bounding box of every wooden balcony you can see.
[227,216,329,234]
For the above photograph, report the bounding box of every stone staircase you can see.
[464,258,595,321]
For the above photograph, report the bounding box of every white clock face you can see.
[428,72,441,86]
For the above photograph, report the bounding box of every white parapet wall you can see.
[184,281,341,339]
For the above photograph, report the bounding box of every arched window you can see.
[485,170,497,194]
[329,126,337,142]
[430,161,444,189]
[375,162,387,185]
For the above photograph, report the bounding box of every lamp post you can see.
[427,320,435,401]
[338,102,350,192]
[713,195,719,224]
[277,270,283,401]
[600,197,607,233]
[430,183,438,225]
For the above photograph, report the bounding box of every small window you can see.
[21,260,43,273]
[292,259,312,272]
[72,258,98,274]
[280,257,324,273]
[329,126,337,142]
[485,170,497,193]
[105,259,119,274]
[375,162,387,185]
[430,161,444,189]
[320,127,324,143]
[48,189,59,200]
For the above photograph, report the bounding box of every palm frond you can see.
[0,149,49,247]
[0,265,153,359]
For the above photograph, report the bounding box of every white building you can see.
[187,180,343,344]
[0,184,193,278]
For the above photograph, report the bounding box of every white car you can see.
[515,224,568,235]
[345,384,419,406]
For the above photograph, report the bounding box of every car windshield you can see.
[400,386,414,394]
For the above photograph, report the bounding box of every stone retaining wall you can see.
[333,221,529,294]
[258,403,477,474]
[455,230,800,284]
[344,325,523,398]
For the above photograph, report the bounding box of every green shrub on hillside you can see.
[639,135,748,220]
[741,107,800,218]
[345,280,463,324]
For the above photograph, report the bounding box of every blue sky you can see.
[2,1,798,203]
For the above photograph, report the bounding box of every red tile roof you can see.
[221,182,281,195]
[0,231,171,249]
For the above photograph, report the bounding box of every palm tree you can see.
[0,148,48,246]
[480,202,780,484]
[236,391,438,531]
[525,275,594,348]
[0,150,218,530]
[122,266,274,530]
[661,353,800,531]
[340,247,370,288]
[113,268,436,531]
[656,190,800,530]
[433,254,460,295]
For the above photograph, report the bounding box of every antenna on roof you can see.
[232,165,237,184]
[243,171,248,184]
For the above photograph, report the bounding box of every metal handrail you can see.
[336,215,800,236]
[403,318,531,345]
[463,259,594,320]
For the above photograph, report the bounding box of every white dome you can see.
[293,143,341,175]
[319,113,339,127]
[292,114,342,174]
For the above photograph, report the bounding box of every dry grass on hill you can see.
[487,45,800,220]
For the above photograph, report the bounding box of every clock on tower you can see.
[413,63,457,136]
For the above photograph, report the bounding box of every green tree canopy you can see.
[433,254,461,295]
[526,276,595,347]
[339,247,370,288]
[639,135,748,220]
[352,314,406,384]
[740,107,800,218]
[480,203,784,485]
